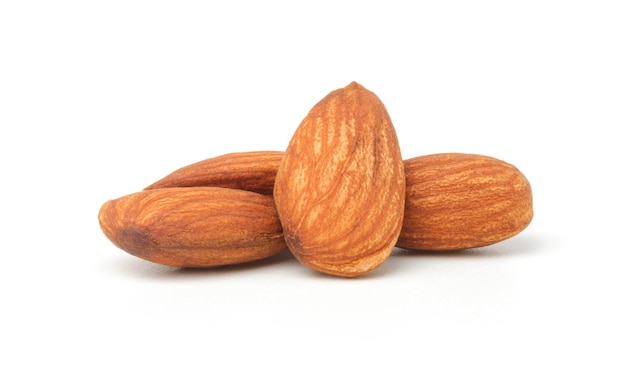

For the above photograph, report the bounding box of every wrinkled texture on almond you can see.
[145,151,284,195]
[98,187,286,267]
[397,153,533,251]
[273,82,405,277]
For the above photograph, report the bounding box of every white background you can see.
[1,1,625,385]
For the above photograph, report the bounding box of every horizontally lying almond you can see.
[397,153,533,251]
[142,150,533,252]
[273,82,405,277]
[98,187,286,267]
[145,151,284,195]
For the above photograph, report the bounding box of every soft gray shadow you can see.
[107,248,297,281]
[392,232,551,259]
[105,233,551,281]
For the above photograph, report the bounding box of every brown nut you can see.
[145,151,284,195]
[140,151,533,253]
[397,153,533,251]
[273,82,405,277]
[98,187,286,267]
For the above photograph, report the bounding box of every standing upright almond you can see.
[274,82,405,277]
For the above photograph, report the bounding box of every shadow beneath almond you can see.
[106,233,550,281]
[108,248,297,280]
[391,232,550,259]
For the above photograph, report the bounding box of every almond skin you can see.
[144,151,284,195]
[141,151,532,252]
[98,187,286,267]
[273,82,405,277]
[397,153,533,251]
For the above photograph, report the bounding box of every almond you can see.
[145,151,284,195]
[141,150,532,252]
[98,187,286,267]
[397,153,533,251]
[273,82,405,277]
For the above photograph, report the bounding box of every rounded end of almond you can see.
[98,198,159,259]
[98,200,115,238]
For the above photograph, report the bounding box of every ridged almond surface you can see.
[98,187,286,267]
[274,82,405,277]
[143,151,532,252]
[145,151,284,195]
[397,153,533,251]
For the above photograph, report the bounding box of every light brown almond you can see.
[98,187,286,267]
[273,82,405,277]
[141,151,532,252]
[145,151,284,195]
[397,153,533,251]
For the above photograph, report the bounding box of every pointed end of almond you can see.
[345,81,364,91]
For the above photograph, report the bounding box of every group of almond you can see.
[99,82,533,277]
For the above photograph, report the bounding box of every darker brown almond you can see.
[273,82,405,277]
[98,187,286,267]
[397,153,533,251]
[145,151,284,195]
